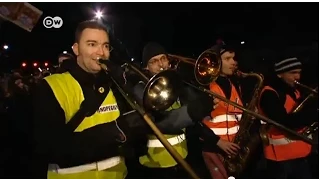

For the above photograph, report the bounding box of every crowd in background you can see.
[0,52,74,177]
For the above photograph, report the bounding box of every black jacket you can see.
[259,75,316,130]
[31,63,147,178]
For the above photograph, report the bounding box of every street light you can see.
[95,11,103,19]
[241,41,245,45]
[3,45,8,50]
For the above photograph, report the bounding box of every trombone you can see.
[98,59,200,179]
[292,82,318,114]
[168,48,221,86]
[166,48,317,145]
[294,80,318,96]
[292,81,318,137]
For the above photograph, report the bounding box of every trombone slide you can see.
[184,81,317,146]
[99,62,200,179]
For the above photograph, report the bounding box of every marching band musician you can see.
[32,20,147,179]
[258,57,314,178]
[125,42,217,178]
[201,42,243,179]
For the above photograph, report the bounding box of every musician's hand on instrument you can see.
[217,139,240,156]
[213,98,220,109]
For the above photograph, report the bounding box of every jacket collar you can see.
[68,62,111,88]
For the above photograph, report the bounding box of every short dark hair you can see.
[75,20,109,43]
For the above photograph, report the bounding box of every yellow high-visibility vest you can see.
[45,72,127,179]
[139,100,188,168]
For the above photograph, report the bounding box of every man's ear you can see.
[72,43,79,56]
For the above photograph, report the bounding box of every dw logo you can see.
[43,16,63,28]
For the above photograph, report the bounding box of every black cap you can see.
[142,42,167,67]
[211,40,234,55]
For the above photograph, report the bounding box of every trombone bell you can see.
[194,49,221,86]
[143,70,182,111]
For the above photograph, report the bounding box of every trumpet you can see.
[167,48,317,146]
[97,59,200,179]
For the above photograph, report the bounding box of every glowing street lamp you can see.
[95,11,103,19]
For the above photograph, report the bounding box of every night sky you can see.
[0,2,318,76]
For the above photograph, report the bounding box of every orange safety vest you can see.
[258,86,311,161]
[203,81,243,142]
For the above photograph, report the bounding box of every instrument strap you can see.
[65,82,110,132]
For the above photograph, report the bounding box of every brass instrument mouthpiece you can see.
[235,70,245,78]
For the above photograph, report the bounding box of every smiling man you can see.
[32,20,146,179]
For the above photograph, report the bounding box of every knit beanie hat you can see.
[142,42,167,67]
[274,57,302,74]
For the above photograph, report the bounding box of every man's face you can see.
[72,28,111,74]
[146,54,170,75]
[221,51,236,76]
[278,69,301,87]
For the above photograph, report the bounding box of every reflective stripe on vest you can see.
[48,156,121,174]
[147,134,186,147]
[268,134,312,146]
[139,100,188,168]
[45,72,127,179]
[258,86,312,161]
[203,82,243,141]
